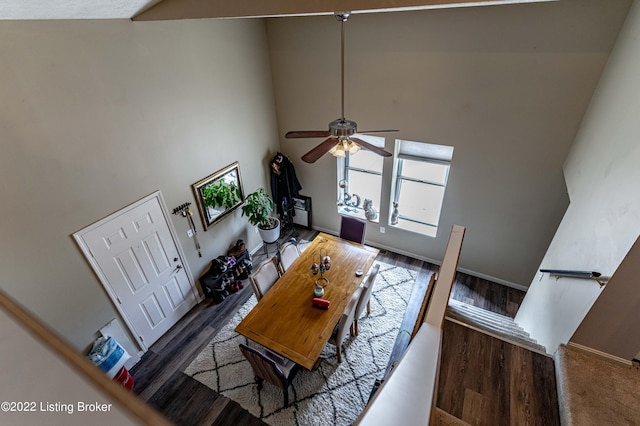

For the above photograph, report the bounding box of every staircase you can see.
[446,298,547,354]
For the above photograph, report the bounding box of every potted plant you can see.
[241,188,280,243]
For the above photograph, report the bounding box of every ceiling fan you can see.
[285,12,398,164]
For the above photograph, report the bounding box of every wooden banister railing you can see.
[355,225,465,426]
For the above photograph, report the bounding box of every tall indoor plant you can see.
[241,188,280,243]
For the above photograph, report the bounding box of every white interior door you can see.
[75,192,199,350]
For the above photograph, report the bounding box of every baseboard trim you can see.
[456,267,529,292]
[566,342,633,367]
[311,225,529,292]
[249,243,263,257]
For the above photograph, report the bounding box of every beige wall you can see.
[267,0,631,288]
[0,307,143,425]
[0,0,634,358]
[0,18,280,351]
[516,0,640,355]
[571,237,640,360]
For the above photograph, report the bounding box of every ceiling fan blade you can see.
[357,129,399,134]
[351,137,392,157]
[301,138,337,163]
[286,130,331,139]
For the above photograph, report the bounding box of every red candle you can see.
[312,298,330,309]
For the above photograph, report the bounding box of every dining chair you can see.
[276,241,300,275]
[353,264,380,336]
[249,258,280,300]
[239,344,299,407]
[328,289,360,363]
[339,215,367,244]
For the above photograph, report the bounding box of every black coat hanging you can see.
[270,152,302,216]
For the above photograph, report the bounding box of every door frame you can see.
[73,191,200,352]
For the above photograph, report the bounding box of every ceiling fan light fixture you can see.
[347,140,361,155]
[332,146,347,158]
[329,138,350,158]
[329,144,347,158]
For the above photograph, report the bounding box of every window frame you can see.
[337,135,385,221]
[392,155,450,229]
[336,137,453,238]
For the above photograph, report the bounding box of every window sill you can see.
[388,220,437,238]
[337,206,379,224]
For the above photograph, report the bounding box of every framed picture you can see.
[192,162,245,231]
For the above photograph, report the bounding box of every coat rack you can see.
[172,202,202,258]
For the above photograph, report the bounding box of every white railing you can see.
[355,225,465,425]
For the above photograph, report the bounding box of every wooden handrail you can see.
[425,224,465,327]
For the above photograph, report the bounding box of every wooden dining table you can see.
[235,232,379,370]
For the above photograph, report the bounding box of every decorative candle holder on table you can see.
[310,249,331,297]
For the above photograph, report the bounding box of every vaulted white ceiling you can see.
[0,0,157,20]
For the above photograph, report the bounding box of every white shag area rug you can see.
[185,261,416,426]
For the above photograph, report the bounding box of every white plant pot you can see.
[258,218,280,244]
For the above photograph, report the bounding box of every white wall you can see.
[516,0,640,354]
[0,18,280,351]
[267,0,631,288]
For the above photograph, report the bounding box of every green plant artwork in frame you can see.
[192,162,245,230]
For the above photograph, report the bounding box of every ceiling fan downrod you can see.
[286,11,396,163]
[335,12,350,122]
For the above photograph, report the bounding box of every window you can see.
[336,136,453,237]
[337,134,385,221]
[390,140,453,237]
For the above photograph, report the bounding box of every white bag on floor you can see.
[87,336,131,379]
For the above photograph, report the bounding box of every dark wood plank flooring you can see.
[130,226,558,425]
[437,320,560,426]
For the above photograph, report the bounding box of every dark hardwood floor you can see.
[130,226,559,425]
[437,320,559,426]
